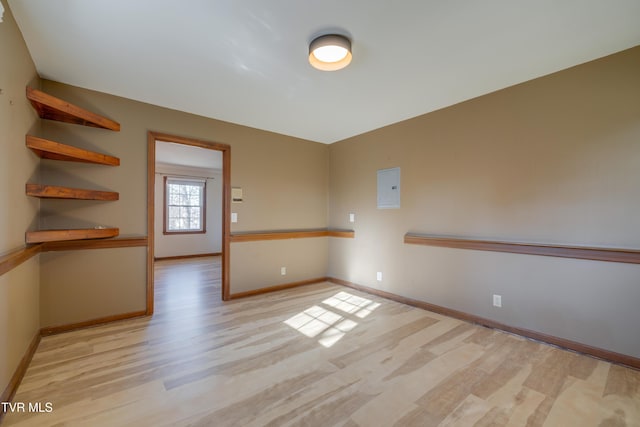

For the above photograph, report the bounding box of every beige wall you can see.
[40,248,147,326]
[0,0,40,397]
[37,79,329,326]
[231,238,328,295]
[0,259,39,395]
[328,46,640,358]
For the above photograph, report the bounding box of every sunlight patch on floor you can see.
[284,292,380,347]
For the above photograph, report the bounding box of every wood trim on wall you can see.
[0,245,42,277]
[228,277,328,299]
[230,229,355,242]
[327,229,356,238]
[154,252,222,261]
[1,238,148,278]
[221,138,231,301]
[148,132,232,306]
[404,233,640,264]
[147,134,156,314]
[40,310,147,336]
[327,277,640,370]
[0,332,40,423]
[41,237,148,252]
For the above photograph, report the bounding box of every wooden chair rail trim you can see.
[41,236,148,252]
[1,238,149,277]
[0,245,42,277]
[26,87,120,131]
[404,233,640,264]
[327,277,640,370]
[230,229,354,242]
[327,229,356,238]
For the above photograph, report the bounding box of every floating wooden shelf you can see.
[26,184,119,201]
[25,228,119,244]
[26,135,120,166]
[27,87,120,131]
[24,88,121,244]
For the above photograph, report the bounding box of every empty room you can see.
[1,1,639,426]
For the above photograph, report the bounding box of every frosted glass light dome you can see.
[309,34,352,71]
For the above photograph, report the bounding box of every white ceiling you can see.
[9,0,640,144]
[156,141,222,170]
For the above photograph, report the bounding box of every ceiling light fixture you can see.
[309,34,352,71]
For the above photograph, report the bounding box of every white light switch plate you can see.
[349,213,355,223]
[493,294,502,307]
[231,213,238,223]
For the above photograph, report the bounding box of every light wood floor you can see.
[4,257,640,426]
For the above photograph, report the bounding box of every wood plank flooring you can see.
[3,257,640,426]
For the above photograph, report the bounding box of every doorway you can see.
[147,131,231,315]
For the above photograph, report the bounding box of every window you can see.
[164,177,206,234]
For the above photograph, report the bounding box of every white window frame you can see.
[163,176,206,234]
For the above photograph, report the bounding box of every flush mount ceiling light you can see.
[309,34,352,71]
